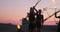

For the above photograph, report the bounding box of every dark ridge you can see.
[0,23,17,32]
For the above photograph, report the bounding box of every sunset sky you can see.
[0,0,60,25]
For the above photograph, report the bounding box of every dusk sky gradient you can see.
[0,0,60,25]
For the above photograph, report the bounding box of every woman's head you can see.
[39,9,42,14]
[30,7,34,13]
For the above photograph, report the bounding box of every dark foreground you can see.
[0,23,57,32]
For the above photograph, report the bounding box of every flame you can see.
[17,24,20,29]
[27,17,29,21]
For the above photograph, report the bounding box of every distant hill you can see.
[0,23,17,32]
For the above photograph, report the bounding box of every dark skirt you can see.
[29,23,36,30]
[36,22,41,28]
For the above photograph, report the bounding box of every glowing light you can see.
[26,17,29,21]
[54,6,57,8]
[17,24,20,29]
[51,0,55,3]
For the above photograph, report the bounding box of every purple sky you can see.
[0,0,60,25]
